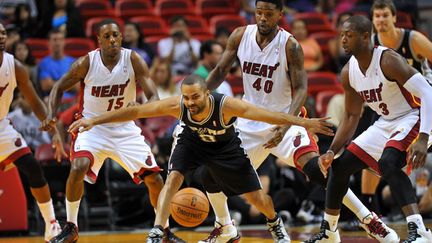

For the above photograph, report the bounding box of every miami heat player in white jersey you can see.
[348,46,420,120]
[235,25,317,169]
[0,52,31,168]
[73,48,159,184]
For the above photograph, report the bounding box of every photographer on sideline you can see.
[158,16,201,75]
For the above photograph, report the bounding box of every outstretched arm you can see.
[222,96,334,136]
[131,51,159,102]
[206,27,245,90]
[68,96,181,133]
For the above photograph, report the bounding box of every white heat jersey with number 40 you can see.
[0,52,16,120]
[348,46,420,120]
[82,48,136,126]
[237,25,292,131]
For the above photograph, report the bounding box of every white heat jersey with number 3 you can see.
[82,48,136,126]
[237,25,292,131]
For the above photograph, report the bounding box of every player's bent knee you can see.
[302,156,326,186]
[144,173,163,187]
[244,190,266,205]
[70,157,91,174]
[378,148,405,178]
[14,154,47,188]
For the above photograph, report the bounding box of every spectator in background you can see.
[8,93,51,151]
[194,40,233,97]
[5,24,21,53]
[12,41,37,82]
[158,16,200,75]
[13,4,37,39]
[149,59,180,99]
[329,12,353,73]
[38,0,84,38]
[215,27,230,50]
[0,0,38,23]
[291,19,323,72]
[240,0,256,23]
[122,22,155,67]
[38,29,76,99]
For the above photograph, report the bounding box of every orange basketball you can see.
[170,187,210,227]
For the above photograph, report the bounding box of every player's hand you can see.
[407,133,429,169]
[51,129,68,163]
[318,150,335,178]
[68,119,94,134]
[263,125,290,149]
[303,117,334,136]
[40,114,57,131]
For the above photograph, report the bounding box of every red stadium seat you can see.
[64,38,96,57]
[194,34,214,42]
[294,13,334,34]
[310,31,338,71]
[129,16,169,37]
[226,74,244,96]
[155,0,195,19]
[115,0,155,20]
[25,38,49,60]
[196,0,236,19]
[184,16,210,35]
[35,143,70,165]
[76,0,115,21]
[85,17,125,39]
[209,15,247,35]
[145,116,177,138]
[307,72,343,97]
[396,12,413,29]
[315,90,343,117]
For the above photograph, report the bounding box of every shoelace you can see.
[268,221,286,240]
[366,216,389,238]
[304,221,330,243]
[404,222,421,242]
[201,227,222,242]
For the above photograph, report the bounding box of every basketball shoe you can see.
[45,220,61,242]
[198,221,240,243]
[303,220,340,243]
[402,222,432,243]
[267,216,291,243]
[164,228,186,243]
[146,226,164,243]
[48,222,78,243]
[359,212,399,242]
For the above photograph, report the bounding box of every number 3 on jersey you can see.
[107,97,124,111]
[252,78,273,93]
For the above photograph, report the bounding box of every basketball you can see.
[170,187,210,227]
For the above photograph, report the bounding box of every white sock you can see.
[154,208,169,228]
[66,199,81,227]
[324,213,340,231]
[407,214,426,231]
[342,189,371,220]
[207,192,232,225]
[37,199,56,225]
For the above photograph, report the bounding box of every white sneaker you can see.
[267,216,291,243]
[359,212,399,243]
[403,222,432,243]
[44,220,61,242]
[303,220,341,243]
[198,221,240,243]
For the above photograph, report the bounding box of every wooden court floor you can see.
[1,221,431,242]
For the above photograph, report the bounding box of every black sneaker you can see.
[164,228,186,243]
[402,222,432,243]
[303,220,340,243]
[48,222,78,243]
[147,226,164,243]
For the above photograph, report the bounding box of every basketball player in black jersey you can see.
[68,74,334,243]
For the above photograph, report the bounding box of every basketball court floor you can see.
[1,221,431,242]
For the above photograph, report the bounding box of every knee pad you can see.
[302,156,327,186]
[14,154,47,188]
[378,147,406,178]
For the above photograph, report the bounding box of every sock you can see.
[324,213,340,231]
[154,208,169,228]
[207,192,232,225]
[407,214,426,231]
[66,199,81,226]
[37,199,56,225]
[342,189,371,220]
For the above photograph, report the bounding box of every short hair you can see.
[345,15,373,35]
[97,19,120,35]
[182,74,207,89]
[199,40,221,60]
[255,0,283,10]
[371,0,397,16]
[215,26,230,38]
[170,15,188,26]
[48,28,64,38]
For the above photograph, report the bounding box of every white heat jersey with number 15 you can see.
[82,48,136,127]
[348,46,420,120]
[237,25,292,131]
